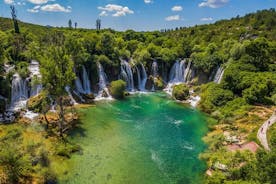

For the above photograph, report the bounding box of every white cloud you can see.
[165,15,180,21]
[98,4,134,17]
[27,0,53,5]
[40,4,71,12]
[144,0,153,4]
[199,0,229,8]
[172,6,183,12]
[4,0,14,4]
[27,8,39,13]
[200,17,213,21]
[99,11,108,17]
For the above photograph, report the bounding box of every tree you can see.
[40,46,75,137]
[10,5,20,34]
[74,22,77,29]
[96,18,101,31]
[68,19,72,29]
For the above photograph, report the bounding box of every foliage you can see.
[199,83,234,113]
[109,80,126,99]
[172,84,190,101]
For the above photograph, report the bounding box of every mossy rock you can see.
[82,93,95,103]
[145,76,165,90]
[145,76,154,90]
[172,84,190,101]
[154,76,165,90]
[109,80,126,99]
[27,92,48,113]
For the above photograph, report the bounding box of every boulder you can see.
[172,84,190,101]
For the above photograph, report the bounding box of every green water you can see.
[60,93,208,184]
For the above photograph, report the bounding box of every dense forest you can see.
[0,8,275,184]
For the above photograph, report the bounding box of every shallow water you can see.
[60,93,207,184]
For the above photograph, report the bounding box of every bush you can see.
[199,83,234,113]
[27,91,50,113]
[172,84,190,101]
[109,80,126,99]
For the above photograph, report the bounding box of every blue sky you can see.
[0,0,275,31]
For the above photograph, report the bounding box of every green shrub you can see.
[27,91,50,113]
[172,84,190,101]
[110,80,126,99]
[16,62,30,79]
[199,83,234,113]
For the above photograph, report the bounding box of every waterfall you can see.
[135,64,148,91]
[65,86,78,105]
[152,61,158,78]
[135,66,141,90]
[74,65,92,94]
[140,63,148,91]
[82,66,92,94]
[75,76,85,94]
[95,63,112,100]
[10,73,29,111]
[168,60,186,83]
[28,61,42,97]
[164,59,192,96]
[120,60,134,91]
[213,66,224,84]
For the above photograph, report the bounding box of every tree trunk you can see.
[58,96,65,137]
[44,113,50,129]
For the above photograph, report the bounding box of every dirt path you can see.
[257,112,276,151]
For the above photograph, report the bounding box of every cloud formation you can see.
[98,4,134,17]
[4,0,14,4]
[165,15,180,21]
[144,0,153,4]
[199,0,229,8]
[28,3,71,13]
[27,0,53,4]
[200,17,213,21]
[172,6,183,12]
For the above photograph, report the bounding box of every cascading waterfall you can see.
[28,61,42,97]
[65,86,78,105]
[184,60,192,82]
[168,60,186,83]
[213,66,224,84]
[120,60,134,91]
[95,63,112,100]
[10,73,29,111]
[151,61,158,91]
[140,63,148,91]
[81,66,92,94]
[164,59,192,95]
[135,63,148,91]
[74,65,92,102]
[135,66,141,90]
[152,61,158,78]
[75,76,85,94]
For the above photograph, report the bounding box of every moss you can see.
[27,91,49,113]
[109,80,126,99]
[154,76,165,90]
[172,84,190,101]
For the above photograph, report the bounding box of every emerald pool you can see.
[60,93,208,184]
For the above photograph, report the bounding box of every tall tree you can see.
[96,18,101,31]
[74,22,77,29]
[10,5,20,34]
[40,46,75,137]
[68,19,72,29]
